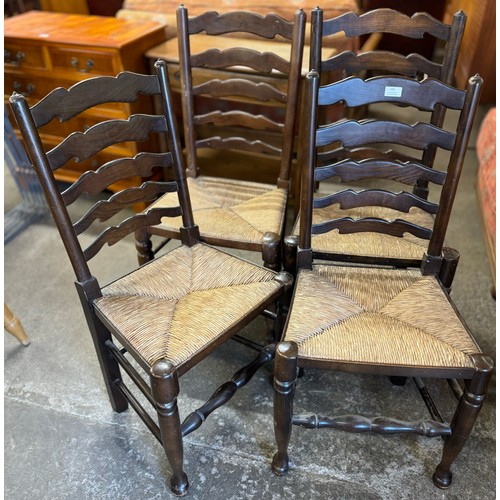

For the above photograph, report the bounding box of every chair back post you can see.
[154,58,199,244]
[309,7,323,73]
[9,92,93,284]
[297,70,319,270]
[177,5,198,178]
[426,74,483,262]
[278,9,306,186]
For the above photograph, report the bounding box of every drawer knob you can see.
[70,57,95,73]
[13,81,35,97]
[5,50,25,65]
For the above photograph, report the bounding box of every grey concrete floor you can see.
[4,104,496,499]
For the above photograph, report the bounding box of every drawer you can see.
[5,73,130,115]
[48,46,117,76]
[4,41,46,69]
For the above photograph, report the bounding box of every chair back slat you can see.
[311,217,432,240]
[191,48,290,74]
[322,9,451,40]
[62,153,173,206]
[178,5,305,182]
[313,189,439,214]
[315,159,447,186]
[73,181,178,235]
[318,146,418,164]
[188,10,295,39]
[323,50,442,78]
[319,76,466,110]
[193,79,287,102]
[10,59,198,284]
[30,73,161,127]
[194,110,283,132]
[47,115,167,170]
[316,120,456,151]
[196,137,281,156]
[83,208,182,262]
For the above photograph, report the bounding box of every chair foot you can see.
[432,470,452,489]
[271,453,290,476]
[170,473,189,496]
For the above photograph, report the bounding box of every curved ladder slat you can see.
[83,208,182,261]
[31,73,161,127]
[193,79,287,102]
[323,10,450,40]
[316,120,456,151]
[192,48,289,74]
[318,76,465,110]
[194,110,284,132]
[189,11,295,39]
[62,152,173,206]
[313,189,439,214]
[74,181,179,235]
[196,136,282,156]
[311,216,432,240]
[47,115,167,170]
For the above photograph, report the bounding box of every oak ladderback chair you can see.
[310,7,466,195]
[143,6,306,270]
[273,70,493,488]
[10,59,292,496]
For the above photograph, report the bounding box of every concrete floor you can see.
[4,104,496,499]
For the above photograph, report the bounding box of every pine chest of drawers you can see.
[4,11,167,190]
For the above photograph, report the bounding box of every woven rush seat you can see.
[293,200,434,260]
[95,243,281,370]
[150,176,288,246]
[284,265,480,368]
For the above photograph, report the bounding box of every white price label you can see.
[384,86,403,97]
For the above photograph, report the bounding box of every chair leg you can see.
[151,360,189,497]
[433,355,493,488]
[262,231,281,271]
[135,227,154,265]
[439,247,460,293]
[4,303,30,346]
[272,342,298,476]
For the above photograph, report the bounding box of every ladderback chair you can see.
[10,59,292,496]
[310,7,466,195]
[141,6,306,270]
[273,70,493,488]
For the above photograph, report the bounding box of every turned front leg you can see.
[272,342,298,476]
[151,360,189,496]
[433,354,493,488]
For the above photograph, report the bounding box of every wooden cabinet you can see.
[4,11,167,189]
[443,0,496,103]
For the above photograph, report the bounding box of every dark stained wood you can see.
[314,158,447,186]
[47,115,167,170]
[318,75,466,110]
[291,414,452,437]
[11,58,292,496]
[188,11,295,39]
[309,7,467,198]
[273,59,489,491]
[177,5,305,183]
[313,189,439,214]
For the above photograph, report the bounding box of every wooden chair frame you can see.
[273,70,493,489]
[10,59,293,496]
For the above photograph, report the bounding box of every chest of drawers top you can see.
[4,11,166,49]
